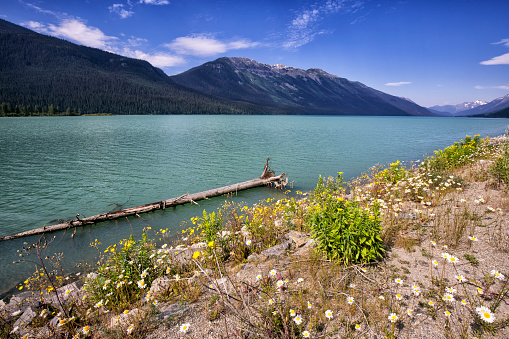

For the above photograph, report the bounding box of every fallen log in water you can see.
[0,159,289,242]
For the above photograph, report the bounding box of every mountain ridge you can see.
[171,57,434,116]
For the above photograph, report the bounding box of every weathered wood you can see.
[0,160,287,242]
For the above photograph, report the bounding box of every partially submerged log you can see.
[0,159,288,242]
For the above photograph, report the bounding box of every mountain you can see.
[458,94,509,116]
[428,100,488,115]
[171,57,434,116]
[0,18,255,115]
[0,19,433,116]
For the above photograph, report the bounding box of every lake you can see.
[0,115,507,297]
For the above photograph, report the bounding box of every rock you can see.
[158,303,189,320]
[288,231,309,248]
[247,252,267,263]
[260,240,291,257]
[148,277,172,296]
[46,283,81,310]
[294,238,316,256]
[14,306,36,329]
[6,291,40,312]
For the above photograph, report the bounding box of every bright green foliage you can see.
[491,140,509,189]
[307,173,385,265]
[196,209,223,243]
[376,160,408,184]
[421,135,483,173]
[86,234,164,311]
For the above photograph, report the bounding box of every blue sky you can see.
[1,0,508,107]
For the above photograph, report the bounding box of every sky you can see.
[1,0,509,107]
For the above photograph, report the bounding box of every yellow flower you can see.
[208,241,214,248]
[192,251,200,259]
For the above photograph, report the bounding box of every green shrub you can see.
[421,135,482,174]
[307,174,385,265]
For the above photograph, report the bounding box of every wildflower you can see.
[10,326,19,334]
[256,274,262,281]
[456,275,466,282]
[293,314,303,325]
[407,309,413,317]
[40,309,49,318]
[268,299,274,305]
[476,287,484,295]
[430,240,436,246]
[444,310,451,317]
[325,309,333,320]
[388,313,398,322]
[347,296,354,304]
[360,267,367,273]
[443,294,455,302]
[428,301,435,307]
[394,278,403,285]
[445,287,456,294]
[461,299,468,306]
[246,239,252,245]
[302,331,311,338]
[448,255,459,264]
[192,251,200,259]
[441,252,450,260]
[58,318,67,327]
[137,280,146,289]
[490,270,506,280]
[395,294,402,301]
[355,323,361,331]
[179,323,190,333]
[94,300,104,308]
[140,270,148,278]
[290,309,296,317]
[432,260,439,266]
[469,236,478,241]
[276,280,285,288]
[297,278,304,283]
[127,324,135,334]
[272,310,277,315]
[208,241,214,247]
[12,309,22,316]
[477,308,496,323]
[269,269,277,276]
[379,295,385,300]
[307,301,312,309]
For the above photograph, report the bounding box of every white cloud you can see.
[284,0,365,49]
[22,21,46,30]
[385,81,412,86]
[480,52,509,65]
[139,0,169,5]
[480,38,509,65]
[493,38,509,47]
[123,49,186,67]
[475,85,509,91]
[165,35,258,57]
[109,4,134,19]
[45,19,117,49]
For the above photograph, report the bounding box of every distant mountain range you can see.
[428,96,509,118]
[428,100,488,115]
[0,18,507,117]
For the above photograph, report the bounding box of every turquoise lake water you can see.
[0,115,508,297]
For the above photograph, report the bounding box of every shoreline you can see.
[2,134,509,338]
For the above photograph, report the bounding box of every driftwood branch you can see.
[0,159,287,242]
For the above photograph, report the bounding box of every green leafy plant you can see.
[307,173,385,265]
